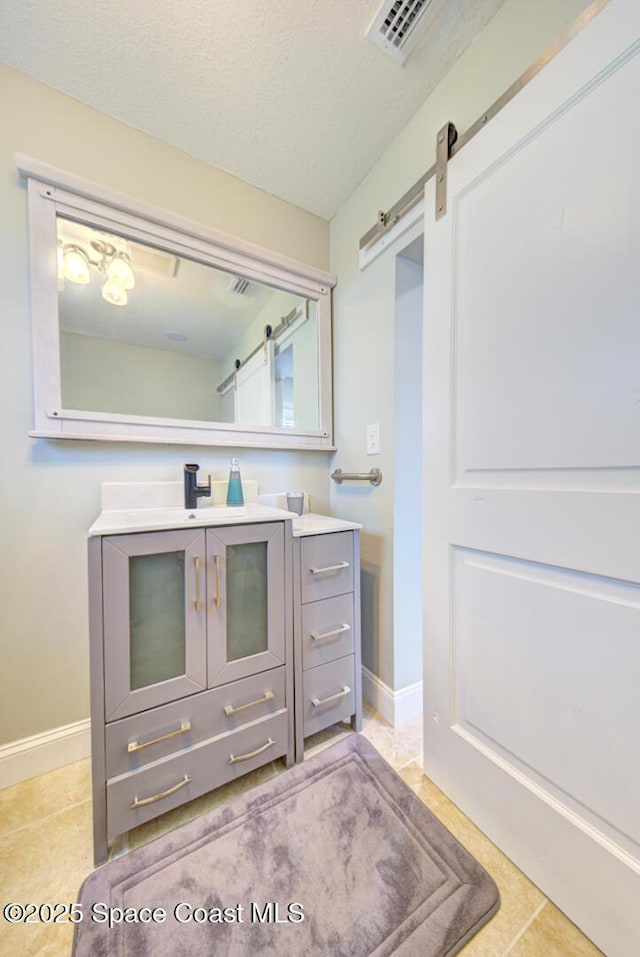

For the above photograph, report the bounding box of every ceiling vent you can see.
[229,275,250,295]
[366,0,446,65]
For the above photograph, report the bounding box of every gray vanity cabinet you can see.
[88,519,294,865]
[293,529,362,761]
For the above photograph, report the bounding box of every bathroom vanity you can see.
[87,499,362,864]
[88,504,295,865]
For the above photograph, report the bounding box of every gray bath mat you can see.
[73,735,498,956]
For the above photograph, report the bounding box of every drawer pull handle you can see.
[127,721,192,753]
[131,774,191,808]
[310,561,350,575]
[224,690,275,716]
[229,738,275,764]
[311,623,351,641]
[214,554,223,608]
[312,685,351,708]
[194,557,203,611]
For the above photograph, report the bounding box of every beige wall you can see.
[1,1,596,749]
[0,63,330,748]
[61,333,224,421]
[329,0,593,691]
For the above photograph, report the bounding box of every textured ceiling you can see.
[0,0,505,219]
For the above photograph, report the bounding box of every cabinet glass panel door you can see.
[103,529,207,720]
[207,523,285,686]
[226,541,269,661]
[129,551,186,689]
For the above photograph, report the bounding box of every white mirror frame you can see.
[17,154,336,450]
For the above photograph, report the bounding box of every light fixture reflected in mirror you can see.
[62,245,91,284]
[106,252,135,290]
[60,238,135,306]
[102,280,128,306]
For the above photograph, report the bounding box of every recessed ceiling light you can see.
[166,331,187,341]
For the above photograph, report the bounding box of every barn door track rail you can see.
[359,0,611,246]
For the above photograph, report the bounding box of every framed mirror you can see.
[19,155,335,450]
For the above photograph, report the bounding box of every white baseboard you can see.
[361,667,422,727]
[0,670,421,789]
[0,719,91,791]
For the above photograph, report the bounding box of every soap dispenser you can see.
[226,457,245,506]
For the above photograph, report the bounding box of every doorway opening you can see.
[392,233,424,723]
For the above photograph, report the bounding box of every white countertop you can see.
[291,513,362,537]
[88,504,362,538]
[88,503,293,537]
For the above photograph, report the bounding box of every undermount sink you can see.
[151,505,249,522]
[86,503,293,537]
[115,505,249,528]
[89,481,299,537]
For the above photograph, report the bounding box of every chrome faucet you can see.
[184,464,211,509]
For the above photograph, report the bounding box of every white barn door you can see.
[233,340,275,426]
[422,2,640,954]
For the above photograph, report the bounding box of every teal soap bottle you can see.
[226,457,244,506]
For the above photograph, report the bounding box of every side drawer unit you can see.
[293,526,362,761]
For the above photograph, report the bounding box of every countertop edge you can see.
[88,509,363,538]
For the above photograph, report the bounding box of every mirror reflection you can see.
[56,217,320,430]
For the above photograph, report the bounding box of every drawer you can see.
[303,655,355,737]
[301,593,354,671]
[300,532,354,603]
[105,667,286,778]
[107,709,289,840]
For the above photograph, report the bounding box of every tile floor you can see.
[0,708,605,957]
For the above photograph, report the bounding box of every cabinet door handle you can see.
[224,690,275,716]
[214,554,223,607]
[194,557,203,611]
[127,721,192,753]
[311,623,351,641]
[130,774,191,808]
[312,686,351,708]
[229,738,275,764]
[310,561,350,574]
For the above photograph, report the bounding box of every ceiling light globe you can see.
[63,246,90,284]
[102,279,128,306]
[107,253,135,290]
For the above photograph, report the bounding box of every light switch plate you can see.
[366,423,380,455]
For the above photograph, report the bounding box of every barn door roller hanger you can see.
[435,122,458,222]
